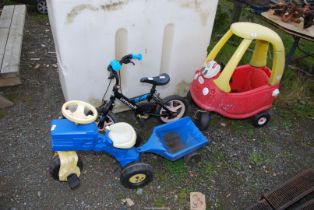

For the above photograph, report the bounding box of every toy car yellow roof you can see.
[205,22,285,93]
[230,22,284,53]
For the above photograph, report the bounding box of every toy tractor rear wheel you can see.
[185,152,202,167]
[194,111,210,131]
[120,162,153,189]
[252,111,270,128]
[49,155,83,181]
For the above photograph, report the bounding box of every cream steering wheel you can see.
[61,100,98,124]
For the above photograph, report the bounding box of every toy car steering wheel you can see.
[61,100,98,124]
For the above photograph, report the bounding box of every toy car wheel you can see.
[37,0,48,14]
[185,152,202,167]
[49,155,83,181]
[157,95,188,123]
[252,112,270,128]
[194,111,210,131]
[120,162,153,189]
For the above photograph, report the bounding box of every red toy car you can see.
[189,22,285,129]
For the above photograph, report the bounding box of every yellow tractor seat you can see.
[108,122,136,149]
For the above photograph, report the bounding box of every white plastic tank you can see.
[47,0,218,109]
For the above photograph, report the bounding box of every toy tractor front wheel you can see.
[49,155,83,189]
[120,162,153,189]
[252,112,270,128]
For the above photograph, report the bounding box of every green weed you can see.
[177,188,189,206]
[153,196,167,207]
[249,151,267,166]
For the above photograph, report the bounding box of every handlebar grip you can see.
[110,59,122,72]
[131,53,143,61]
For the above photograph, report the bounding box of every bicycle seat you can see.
[140,73,170,86]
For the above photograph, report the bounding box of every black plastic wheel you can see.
[156,95,188,123]
[49,155,83,181]
[252,111,270,128]
[194,111,210,131]
[120,162,153,189]
[185,152,202,167]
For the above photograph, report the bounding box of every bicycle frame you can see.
[98,80,173,128]
[110,84,172,116]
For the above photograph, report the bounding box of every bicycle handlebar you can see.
[107,53,142,73]
[131,53,142,61]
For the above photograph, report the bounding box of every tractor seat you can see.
[140,73,170,86]
[108,122,136,149]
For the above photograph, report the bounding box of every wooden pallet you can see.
[0,5,26,88]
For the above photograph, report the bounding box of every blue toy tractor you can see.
[50,100,208,189]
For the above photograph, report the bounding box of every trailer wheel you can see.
[185,152,202,167]
[252,112,270,128]
[120,163,153,189]
[49,155,83,181]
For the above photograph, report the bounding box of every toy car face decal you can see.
[202,60,221,78]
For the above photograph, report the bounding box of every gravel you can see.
[0,12,313,210]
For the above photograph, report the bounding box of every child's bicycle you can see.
[96,53,188,129]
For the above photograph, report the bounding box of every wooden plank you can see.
[0,6,14,72]
[0,28,10,70]
[0,95,13,108]
[1,5,26,74]
[0,5,14,28]
[0,75,21,87]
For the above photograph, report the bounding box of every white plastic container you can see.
[47,0,218,109]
